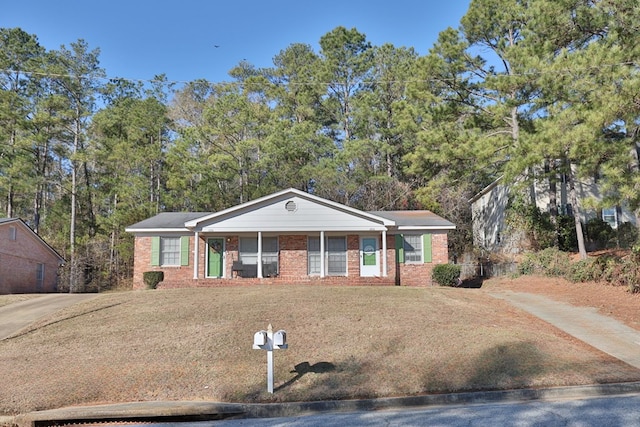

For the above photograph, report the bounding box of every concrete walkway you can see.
[490,291,640,370]
[0,294,96,340]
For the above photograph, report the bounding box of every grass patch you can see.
[1,286,639,415]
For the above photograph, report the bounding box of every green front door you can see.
[207,238,224,277]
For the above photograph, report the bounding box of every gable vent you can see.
[285,200,297,212]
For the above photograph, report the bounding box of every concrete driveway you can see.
[0,294,97,340]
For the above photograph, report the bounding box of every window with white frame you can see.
[261,237,278,266]
[403,234,422,263]
[602,208,617,229]
[9,226,16,241]
[327,236,347,275]
[308,236,347,275]
[239,237,258,265]
[240,236,278,267]
[160,237,181,266]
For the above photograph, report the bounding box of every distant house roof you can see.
[468,176,504,204]
[0,218,65,264]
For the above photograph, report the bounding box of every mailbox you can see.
[273,330,288,349]
[253,330,268,349]
[253,324,288,394]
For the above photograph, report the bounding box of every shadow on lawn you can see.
[274,361,336,392]
[423,341,548,393]
[458,277,485,289]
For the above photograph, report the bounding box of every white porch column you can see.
[382,230,387,277]
[193,232,199,279]
[320,231,325,278]
[257,231,263,278]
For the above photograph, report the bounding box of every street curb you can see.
[5,382,640,427]
[241,381,640,418]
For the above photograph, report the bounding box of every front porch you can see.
[194,233,392,281]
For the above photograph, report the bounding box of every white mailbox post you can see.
[253,323,288,393]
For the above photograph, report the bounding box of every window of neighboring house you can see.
[9,226,16,241]
[36,263,45,288]
[602,208,618,229]
[403,234,423,263]
[160,237,181,266]
[308,236,347,275]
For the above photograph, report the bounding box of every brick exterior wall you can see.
[398,232,450,287]
[132,231,449,289]
[0,222,63,294]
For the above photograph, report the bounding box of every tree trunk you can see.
[69,115,80,293]
[545,159,559,247]
[634,140,640,227]
[567,163,587,259]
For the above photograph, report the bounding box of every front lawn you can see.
[1,285,638,415]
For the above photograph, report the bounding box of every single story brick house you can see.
[0,218,65,294]
[126,188,455,288]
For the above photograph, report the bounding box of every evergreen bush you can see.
[432,264,462,287]
[143,271,164,289]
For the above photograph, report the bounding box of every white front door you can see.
[360,237,379,277]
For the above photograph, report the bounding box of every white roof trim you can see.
[124,228,191,234]
[184,188,395,228]
[396,225,457,231]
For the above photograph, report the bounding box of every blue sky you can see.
[4,1,471,85]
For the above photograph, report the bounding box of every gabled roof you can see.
[126,188,456,234]
[184,188,394,230]
[0,218,66,264]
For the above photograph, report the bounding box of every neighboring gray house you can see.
[470,175,637,252]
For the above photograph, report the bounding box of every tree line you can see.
[1,0,639,291]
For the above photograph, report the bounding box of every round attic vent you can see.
[285,200,297,212]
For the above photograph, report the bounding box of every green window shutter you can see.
[423,234,432,263]
[151,237,160,266]
[395,234,404,264]
[181,236,190,266]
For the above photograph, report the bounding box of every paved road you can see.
[119,393,640,426]
[0,293,96,340]
[490,291,640,370]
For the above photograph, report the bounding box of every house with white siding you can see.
[470,175,637,252]
[126,188,456,288]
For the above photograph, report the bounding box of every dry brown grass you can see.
[1,285,639,415]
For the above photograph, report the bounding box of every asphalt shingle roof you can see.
[127,212,213,230]
[368,211,455,228]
